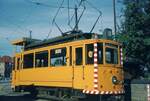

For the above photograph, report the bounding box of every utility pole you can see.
[29,30,32,39]
[113,0,117,37]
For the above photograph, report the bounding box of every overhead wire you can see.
[25,0,66,38]
[25,0,103,37]
[90,14,101,33]
[25,0,74,9]
[85,0,102,14]
[68,0,86,30]
[0,16,27,35]
[25,0,89,38]
[52,0,65,23]
[73,6,86,31]
[84,0,102,33]
[0,7,31,36]
[47,0,65,39]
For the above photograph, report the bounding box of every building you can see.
[0,62,5,78]
[0,56,13,79]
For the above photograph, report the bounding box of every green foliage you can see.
[118,0,150,78]
[118,0,150,79]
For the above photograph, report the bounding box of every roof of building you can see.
[0,56,12,63]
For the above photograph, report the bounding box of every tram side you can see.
[11,39,124,100]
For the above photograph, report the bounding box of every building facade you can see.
[0,56,12,79]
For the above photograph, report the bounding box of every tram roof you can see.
[24,33,101,50]
[12,32,116,50]
[11,37,41,46]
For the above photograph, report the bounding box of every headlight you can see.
[112,76,118,84]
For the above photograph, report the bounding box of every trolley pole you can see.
[74,5,78,31]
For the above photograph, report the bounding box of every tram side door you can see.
[14,54,21,84]
[72,45,84,89]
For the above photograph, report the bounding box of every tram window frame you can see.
[50,47,67,67]
[98,43,103,64]
[105,47,118,64]
[13,57,15,70]
[17,58,20,70]
[85,43,103,65]
[86,44,94,64]
[75,47,83,65]
[70,46,72,66]
[35,50,48,67]
[105,43,118,48]
[23,53,34,69]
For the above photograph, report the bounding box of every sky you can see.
[0,0,123,56]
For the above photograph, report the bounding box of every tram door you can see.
[13,54,21,85]
[72,45,84,89]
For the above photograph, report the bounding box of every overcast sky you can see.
[0,0,122,56]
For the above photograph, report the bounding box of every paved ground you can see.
[0,80,116,101]
[0,95,52,101]
[0,80,51,101]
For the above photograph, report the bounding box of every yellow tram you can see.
[11,32,124,100]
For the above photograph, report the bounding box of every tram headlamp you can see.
[112,76,118,84]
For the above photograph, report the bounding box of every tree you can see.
[119,0,150,79]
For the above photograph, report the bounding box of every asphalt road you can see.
[0,95,52,101]
[0,80,103,101]
[0,80,51,101]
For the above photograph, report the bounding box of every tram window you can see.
[105,43,118,48]
[17,58,20,70]
[35,51,48,67]
[86,43,103,64]
[98,43,103,64]
[70,46,72,66]
[23,53,34,68]
[86,44,94,64]
[76,47,83,65]
[13,57,15,70]
[106,48,118,64]
[50,48,66,66]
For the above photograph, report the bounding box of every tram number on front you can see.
[55,49,62,54]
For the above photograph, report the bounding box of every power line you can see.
[68,0,86,30]
[25,0,103,37]
[0,8,30,35]
[85,0,102,14]
[47,0,65,38]
[84,0,102,33]
[90,13,101,33]
[73,6,86,31]
[25,0,75,9]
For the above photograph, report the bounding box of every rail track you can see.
[0,80,121,101]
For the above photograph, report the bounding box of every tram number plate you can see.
[55,49,62,54]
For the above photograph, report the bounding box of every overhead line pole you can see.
[29,30,32,39]
[113,0,117,38]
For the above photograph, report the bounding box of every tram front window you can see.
[98,43,103,64]
[105,48,118,64]
[86,43,103,64]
